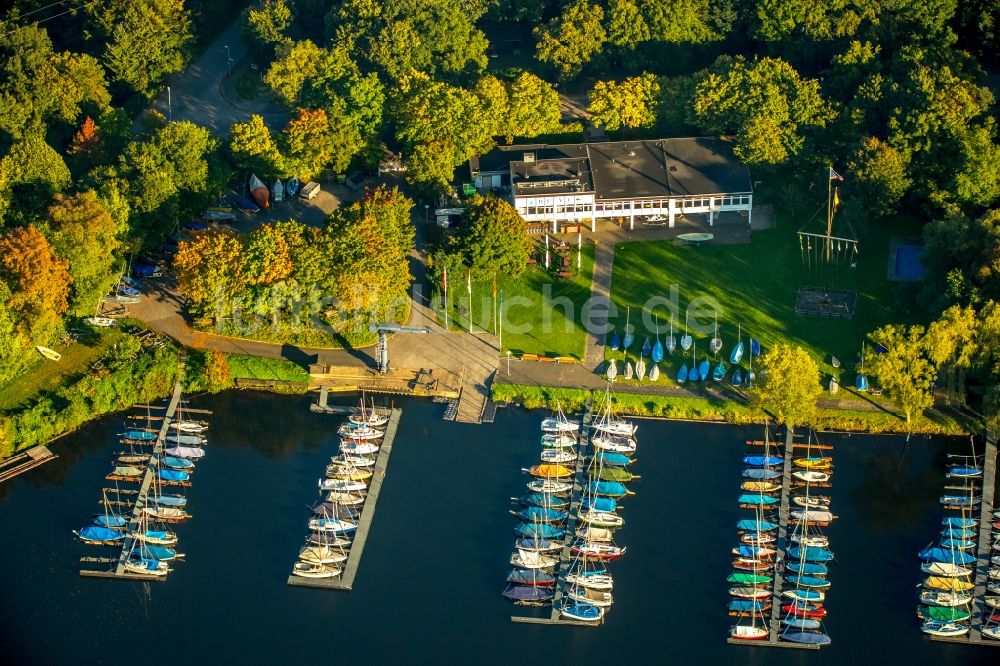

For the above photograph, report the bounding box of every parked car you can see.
[299,181,321,200]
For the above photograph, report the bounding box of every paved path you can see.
[143,20,287,135]
[582,241,615,372]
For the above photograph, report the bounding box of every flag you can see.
[829,167,844,181]
[441,266,447,291]
[833,188,840,209]
[492,275,497,296]
[467,270,472,294]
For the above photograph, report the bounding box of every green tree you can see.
[229,114,284,176]
[243,223,292,287]
[45,192,120,317]
[535,0,607,80]
[103,0,194,97]
[243,0,294,54]
[640,0,719,43]
[606,0,650,48]
[846,137,911,217]
[120,121,217,216]
[950,121,1000,208]
[0,134,72,226]
[923,209,1000,304]
[753,343,822,427]
[690,56,832,165]
[925,304,978,402]
[453,196,530,279]
[589,73,660,131]
[868,324,937,428]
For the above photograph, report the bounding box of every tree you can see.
[475,73,563,144]
[753,343,822,428]
[0,134,72,226]
[925,304,978,402]
[281,106,362,178]
[243,224,292,286]
[103,0,194,97]
[243,0,294,54]
[69,116,102,163]
[326,186,414,320]
[846,137,911,217]
[690,56,832,165]
[453,196,530,279]
[606,0,651,48]
[639,0,718,43]
[0,225,70,340]
[923,209,1000,304]
[589,74,660,131]
[535,0,607,80]
[45,192,120,317]
[172,230,245,319]
[265,40,325,106]
[868,324,938,428]
[229,114,284,176]
[205,350,232,392]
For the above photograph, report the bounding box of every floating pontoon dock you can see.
[288,407,402,591]
[0,445,56,484]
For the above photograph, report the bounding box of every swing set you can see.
[793,166,859,319]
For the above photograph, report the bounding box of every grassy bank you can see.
[0,342,181,458]
[491,383,970,436]
[184,351,311,395]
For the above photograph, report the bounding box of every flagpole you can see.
[467,269,473,334]
[443,266,449,331]
[499,290,503,351]
[492,274,497,336]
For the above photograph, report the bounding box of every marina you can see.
[287,399,401,591]
[79,362,213,582]
[923,435,1000,646]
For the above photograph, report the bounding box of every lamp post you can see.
[424,203,430,225]
[166,86,171,122]
[224,45,233,78]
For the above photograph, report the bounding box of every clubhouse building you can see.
[468,137,753,233]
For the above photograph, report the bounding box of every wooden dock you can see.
[287,407,402,591]
[510,396,602,627]
[80,370,186,581]
[0,445,57,484]
[930,434,999,647]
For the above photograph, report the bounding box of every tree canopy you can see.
[753,343,822,427]
[451,196,531,279]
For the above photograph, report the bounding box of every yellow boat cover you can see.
[530,464,573,478]
[924,576,973,591]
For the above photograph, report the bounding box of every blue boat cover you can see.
[515,523,564,539]
[143,530,170,540]
[730,342,744,364]
[588,481,628,497]
[784,588,823,600]
[738,494,779,505]
[150,495,186,507]
[518,507,567,522]
[787,575,829,588]
[139,544,176,560]
[596,452,632,466]
[855,374,868,391]
[562,602,602,620]
[939,538,975,549]
[651,340,664,363]
[523,493,569,508]
[786,562,828,575]
[781,630,831,645]
[743,455,782,466]
[742,468,781,480]
[729,599,766,612]
[641,338,651,357]
[124,429,156,441]
[95,515,127,528]
[787,546,834,562]
[622,331,634,349]
[507,570,555,585]
[161,456,194,469]
[609,332,621,350]
[942,517,976,528]
[157,469,189,482]
[712,362,726,380]
[676,364,687,382]
[920,547,975,564]
[78,525,123,542]
[783,617,821,629]
[583,497,617,513]
[698,360,710,381]
[948,467,982,476]
[736,545,771,557]
[737,519,778,531]
[750,339,760,357]
[731,369,742,385]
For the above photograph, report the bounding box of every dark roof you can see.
[471,138,751,199]
[510,157,594,197]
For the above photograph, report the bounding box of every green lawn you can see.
[226,354,310,382]
[606,216,923,388]
[434,242,596,358]
[0,328,123,411]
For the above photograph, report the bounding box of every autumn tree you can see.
[326,186,414,321]
[846,137,911,217]
[205,350,232,392]
[280,107,362,178]
[0,225,70,342]
[243,224,292,286]
[229,114,284,175]
[753,344,822,428]
[867,324,938,428]
[451,196,530,279]
[45,192,121,317]
[172,230,245,320]
[589,74,660,131]
[535,0,607,80]
[690,56,832,165]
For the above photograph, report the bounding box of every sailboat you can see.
[624,356,634,380]
[622,307,634,350]
[606,360,617,382]
[699,353,710,382]
[680,312,692,351]
[666,315,677,355]
[744,349,755,387]
[249,173,269,209]
[652,319,664,363]
[731,429,774,641]
[750,338,761,357]
[683,341,696,381]
[710,311,722,355]
[273,178,284,202]
[609,330,621,351]
[730,324,744,364]
[649,363,660,381]
[712,359,726,381]
[641,336,651,358]
[635,356,646,381]
[85,295,116,328]
[855,344,869,391]
[780,473,832,645]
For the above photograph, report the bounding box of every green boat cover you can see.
[727,572,773,585]
[926,606,971,622]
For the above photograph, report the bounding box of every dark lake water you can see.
[1,391,996,665]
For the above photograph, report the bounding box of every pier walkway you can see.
[0,445,56,484]
[288,408,402,591]
[80,369,186,581]
[931,435,999,648]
